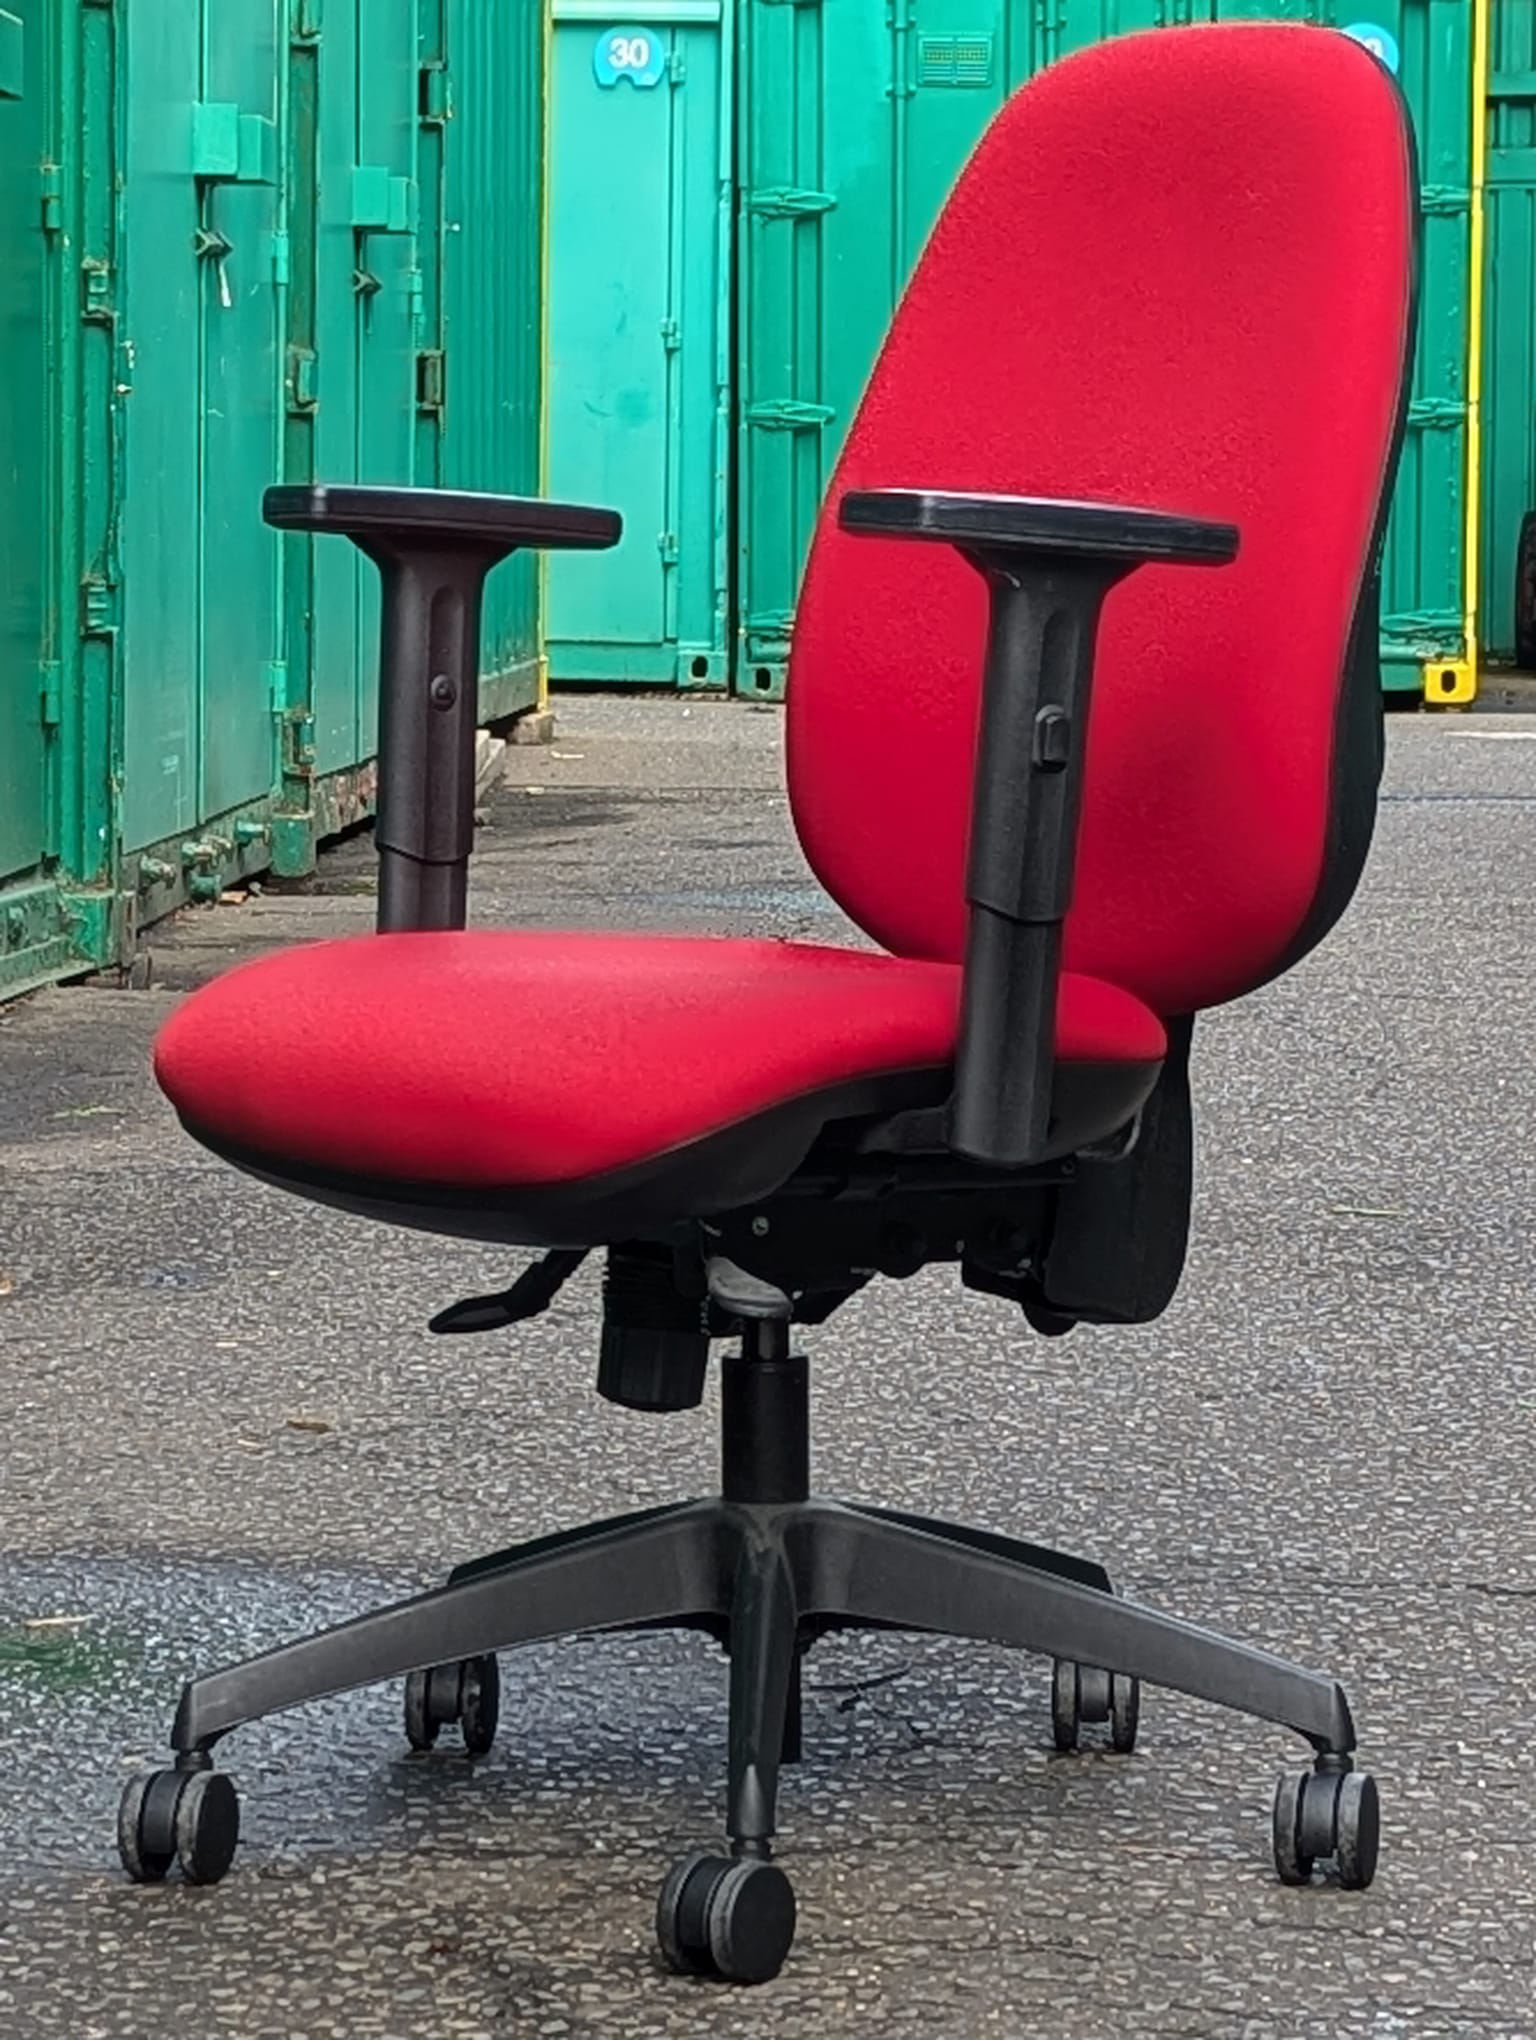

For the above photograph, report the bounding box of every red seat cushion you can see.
[154,932,1165,1188]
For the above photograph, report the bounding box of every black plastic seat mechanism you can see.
[118,1312,1378,1983]
[839,489,1238,1170]
[429,1249,589,1335]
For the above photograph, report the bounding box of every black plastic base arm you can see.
[166,1498,1353,1763]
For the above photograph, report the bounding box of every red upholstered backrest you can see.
[786,24,1415,1017]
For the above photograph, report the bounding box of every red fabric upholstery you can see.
[787,24,1414,1015]
[154,933,1164,1187]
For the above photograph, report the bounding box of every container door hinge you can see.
[659,316,681,352]
[284,713,317,774]
[745,400,834,432]
[416,348,446,413]
[267,661,292,714]
[40,164,61,235]
[1419,185,1470,217]
[1406,397,1465,430]
[745,187,837,220]
[667,49,687,86]
[80,258,114,324]
[39,662,61,728]
[291,0,322,44]
[419,61,450,125]
[81,573,117,637]
[286,344,319,413]
[270,229,290,285]
[658,533,680,565]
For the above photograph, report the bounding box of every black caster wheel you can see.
[404,1654,500,1757]
[1273,1765,1379,1890]
[118,1767,240,1887]
[1052,1656,1139,1754]
[657,1852,797,1985]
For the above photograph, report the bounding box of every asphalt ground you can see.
[0,697,1532,2036]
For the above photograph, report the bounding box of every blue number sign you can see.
[1341,22,1401,75]
[594,27,667,90]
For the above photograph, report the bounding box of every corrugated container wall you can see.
[0,0,545,999]
[737,0,1481,700]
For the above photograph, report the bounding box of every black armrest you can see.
[264,484,621,554]
[839,488,1239,1169]
[263,485,621,934]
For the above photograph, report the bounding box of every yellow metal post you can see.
[1425,0,1490,706]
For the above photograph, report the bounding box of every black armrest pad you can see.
[839,489,1238,567]
[264,484,621,553]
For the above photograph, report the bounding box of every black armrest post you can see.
[838,489,1238,1170]
[951,554,1131,1166]
[366,539,490,933]
[263,485,621,934]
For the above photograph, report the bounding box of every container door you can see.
[303,0,423,778]
[738,0,1022,698]
[1328,3,1472,694]
[0,0,49,882]
[119,0,203,853]
[354,0,422,745]
[545,1,730,689]
[120,0,283,856]
[1483,15,1536,663]
[307,0,365,778]
[200,0,283,823]
[441,0,544,715]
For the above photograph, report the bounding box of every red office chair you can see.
[118,24,1416,1985]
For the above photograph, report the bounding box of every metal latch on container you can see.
[191,103,277,185]
[194,227,235,308]
[745,187,837,220]
[80,258,114,325]
[0,10,21,101]
[419,61,450,124]
[416,349,445,413]
[81,574,116,636]
[351,167,418,234]
[745,400,834,432]
[286,346,319,413]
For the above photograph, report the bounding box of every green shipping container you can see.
[736,0,1483,701]
[0,1,54,987]
[543,0,732,688]
[1483,1,1534,662]
[0,0,546,999]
